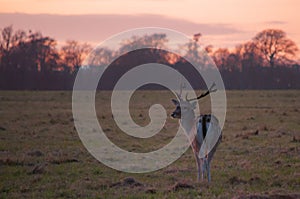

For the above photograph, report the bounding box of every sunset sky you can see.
[0,0,300,49]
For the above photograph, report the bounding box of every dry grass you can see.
[0,90,299,198]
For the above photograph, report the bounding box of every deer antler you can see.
[175,78,185,100]
[187,82,217,102]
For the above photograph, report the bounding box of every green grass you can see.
[0,90,299,198]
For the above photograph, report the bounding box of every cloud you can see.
[0,13,242,44]
[264,20,287,25]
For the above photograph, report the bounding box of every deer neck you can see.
[180,111,196,136]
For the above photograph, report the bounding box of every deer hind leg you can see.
[192,150,201,181]
[195,155,201,181]
[201,158,207,180]
[192,139,202,181]
[206,159,211,182]
[200,158,205,180]
[201,157,211,182]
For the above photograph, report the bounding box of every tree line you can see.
[0,25,299,90]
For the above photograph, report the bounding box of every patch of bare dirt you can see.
[28,163,47,174]
[228,176,247,185]
[170,181,194,192]
[27,150,44,157]
[110,177,143,188]
[49,158,79,165]
[236,130,259,139]
[0,126,6,131]
[145,188,157,194]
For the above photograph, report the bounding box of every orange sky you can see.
[0,0,300,49]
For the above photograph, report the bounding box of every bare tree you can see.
[193,33,202,42]
[205,45,213,55]
[60,40,92,73]
[119,33,168,55]
[235,41,265,71]
[0,25,14,53]
[0,26,14,71]
[0,26,26,51]
[181,33,206,68]
[0,26,32,71]
[87,47,112,67]
[181,33,215,69]
[253,29,298,67]
[27,32,59,73]
[212,48,230,71]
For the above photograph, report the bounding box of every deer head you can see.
[171,82,217,120]
[171,98,197,119]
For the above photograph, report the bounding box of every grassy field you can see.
[0,90,299,199]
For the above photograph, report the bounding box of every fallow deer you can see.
[171,83,222,182]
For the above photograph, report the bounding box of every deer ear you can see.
[191,101,197,109]
[172,99,179,105]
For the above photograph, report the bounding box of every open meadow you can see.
[0,90,299,199]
